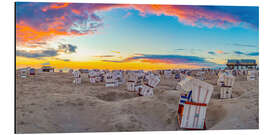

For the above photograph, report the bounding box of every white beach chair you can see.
[88,70,97,83]
[219,72,235,99]
[139,74,160,96]
[20,69,28,78]
[105,72,118,87]
[164,70,172,79]
[217,72,225,86]
[126,72,137,92]
[73,70,82,85]
[114,71,124,85]
[177,78,214,129]
[247,70,258,80]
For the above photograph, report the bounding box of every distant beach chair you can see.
[164,70,172,79]
[29,68,35,75]
[247,70,258,80]
[175,73,181,80]
[114,71,124,85]
[105,72,118,87]
[73,70,82,85]
[88,70,97,83]
[139,74,160,96]
[20,69,28,78]
[126,72,137,92]
[219,72,235,99]
[177,78,213,129]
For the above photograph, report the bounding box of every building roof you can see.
[227,59,257,66]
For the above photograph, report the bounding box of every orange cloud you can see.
[16,21,67,45]
[216,50,224,54]
[71,9,81,15]
[42,3,70,12]
[140,58,175,64]
[16,20,94,47]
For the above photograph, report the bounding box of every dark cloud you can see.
[208,51,216,55]
[16,49,58,58]
[17,43,78,58]
[233,43,257,48]
[58,44,77,53]
[128,54,209,63]
[202,6,259,29]
[233,51,259,56]
[234,51,245,55]
[246,52,259,56]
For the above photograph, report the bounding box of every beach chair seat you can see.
[178,102,207,129]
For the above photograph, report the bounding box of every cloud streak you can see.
[233,43,257,48]
[233,51,259,56]
[208,51,216,55]
[101,54,218,67]
[94,55,115,58]
[16,49,58,58]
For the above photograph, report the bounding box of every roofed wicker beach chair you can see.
[177,78,213,130]
[72,70,82,85]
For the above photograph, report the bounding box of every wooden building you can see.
[226,59,257,69]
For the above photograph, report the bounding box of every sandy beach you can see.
[15,72,258,133]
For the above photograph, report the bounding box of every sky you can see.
[16,2,259,70]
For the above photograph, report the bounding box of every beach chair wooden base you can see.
[177,114,206,130]
[177,103,207,130]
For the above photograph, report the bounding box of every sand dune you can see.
[15,72,258,133]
